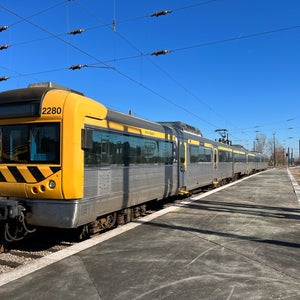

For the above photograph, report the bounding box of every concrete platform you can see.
[1,168,300,299]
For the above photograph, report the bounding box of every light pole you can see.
[273,133,276,167]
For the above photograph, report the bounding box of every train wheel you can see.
[124,208,133,223]
[106,213,117,228]
[133,207,140,219]
[139,204,147,216]
[117,209,132,225]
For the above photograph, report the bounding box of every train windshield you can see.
[0,123,60,164]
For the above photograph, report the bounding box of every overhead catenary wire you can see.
[2,0,298,62]
[1,0,216,48]
[2,1,299,83]
[4,0,67,28]
[0,2,298,146]
[0,3,112,69]
[4,0,298,60]
[68,1,300,142]
[171,0,218,12]
[0,2,219,129]
[69,0,264,140]
[171,25,300,53]
[69,0,227,130]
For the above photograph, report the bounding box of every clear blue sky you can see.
[0,0,299,156]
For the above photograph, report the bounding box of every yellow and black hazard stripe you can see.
[0,166,61,183]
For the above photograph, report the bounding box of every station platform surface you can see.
[1,168,300,299]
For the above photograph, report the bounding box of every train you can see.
[0,82,268,243]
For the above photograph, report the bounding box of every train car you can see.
[0,82,267,243]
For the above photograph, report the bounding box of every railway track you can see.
[0,229,76,274]
[0,244,71,274]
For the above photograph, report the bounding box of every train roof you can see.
[27,82,84,95]
[158,122,203,137]
[106,109,171,133]
[0,82,84,119]
[106,110,205,139]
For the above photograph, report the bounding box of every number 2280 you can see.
[42,107,62,114]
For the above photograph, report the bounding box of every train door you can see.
[178,141,188,194]
[213,147,219,185]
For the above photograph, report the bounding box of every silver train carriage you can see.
[0,82,268,241]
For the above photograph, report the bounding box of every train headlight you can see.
[48,180,56,189]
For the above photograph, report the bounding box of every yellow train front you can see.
[0,82,110,242]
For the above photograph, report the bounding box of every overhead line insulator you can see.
[0,44,9,50]
[112,20,116,32]
[69,64,114,70]
[151,10,172,17]
[0,76,9,81]
[0,26,8,32]
[151,49,171,56]
[68,29,85,35]
[69,64,87,70]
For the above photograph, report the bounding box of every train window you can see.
[233,153,246,163]
[84,128,173,167]
[218,150,232,162]
[0,123,60,164]
[1,126,28,163]
[248,155,255,163]
[200,147,212,162]
[0,103,40,119]
[190,146,198,163]
[189,145,212,163]
[30,124,60,163]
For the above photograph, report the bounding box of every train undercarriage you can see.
[0,199,149,252]
[0,201,36,250]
